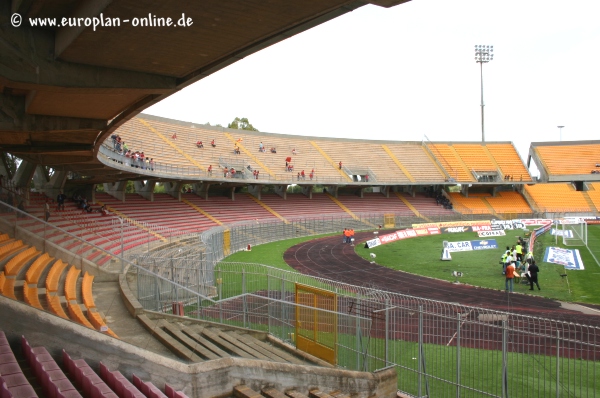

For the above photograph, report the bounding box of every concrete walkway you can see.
[92,279,181,361]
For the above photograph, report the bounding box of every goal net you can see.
[562,222,587,246]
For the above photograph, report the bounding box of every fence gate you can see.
[295,283,337,365]
[383,214,395,228]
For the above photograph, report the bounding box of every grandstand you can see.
[529,140,600,182]
[524,183,595,213]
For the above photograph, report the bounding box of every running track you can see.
[283,232,600,327]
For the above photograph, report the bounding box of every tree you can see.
[227,117,259,131]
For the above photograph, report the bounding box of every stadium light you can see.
[558,125,564,141]
[475,45,494,142]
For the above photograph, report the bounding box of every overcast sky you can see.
[146,0,600,176]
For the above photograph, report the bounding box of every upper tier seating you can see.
[428,144,474,182]
[485,144,532,182]
[385,143,446,182]
[535,143,600,175]
[524,184,592,212]
[112,115,533,185]
[428,143,531,183]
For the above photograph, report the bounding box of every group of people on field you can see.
[342,228,355,244]
[502,236,540,293]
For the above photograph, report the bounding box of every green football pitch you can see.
[225,225,600,305]
[354,224,600,304]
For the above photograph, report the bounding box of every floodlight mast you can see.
[475,45,493,142]
[558,125,564,141]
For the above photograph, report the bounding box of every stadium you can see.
[1,1,600,398]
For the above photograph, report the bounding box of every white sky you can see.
[146,0,600,176]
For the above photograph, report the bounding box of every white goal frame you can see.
[562,221,587,246]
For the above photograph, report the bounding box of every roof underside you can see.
[0,0,408,178]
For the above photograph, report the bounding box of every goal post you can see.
[562,221,587,246]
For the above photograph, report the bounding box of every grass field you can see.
[222,224,600,305]
[354,224,600,304]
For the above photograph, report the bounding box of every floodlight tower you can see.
[558,125,564,141]
[475,45,494,142]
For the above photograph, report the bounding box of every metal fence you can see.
[131,212,600,398]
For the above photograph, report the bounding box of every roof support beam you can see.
[0,93,106,133]
[0,8,175,91]
[55,0,114,58]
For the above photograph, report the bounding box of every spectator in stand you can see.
[365,174,369,182]
[111,134,118,148]
[172,132,177,140]
[301,170,305,180]
[123,142,128,152]
[99,205,109,216]
[259,142,264,152]
[339,161,342,170]
[297,172,300,181]
[197,140,203,148]
[271,147,277,153]
[207,165,213,175]
[505,261,516,293]
[211,139,216,147]
[527,261,541,291]
[56,191,66,211]
[292,148,297,155]
[230,167,235,177]
[256,170,259,179]
[309,171,314,180]
[44,199,51,222]
[223,167,228,178]
[149,158,154,171]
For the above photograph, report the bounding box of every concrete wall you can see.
[0,296,397,398]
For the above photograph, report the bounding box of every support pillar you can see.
[301,185,313,199]
[406,186,416,197]
[11,159,36,193]
[34,169,67,200]
[380,186,390,198]
[273,185,287,199]
[460,184,469,197]
[134,180,156,201]
[324,185,338,198]
[103,181,127,202]
[193,182,210,200]
[356,187,364,198]
[32,165,49,191]
[247,184,262,200]
[228,187,235,201]
[163,181,182,201]
[0,153,13,180]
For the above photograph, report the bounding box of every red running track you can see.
[283,232,600,327]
